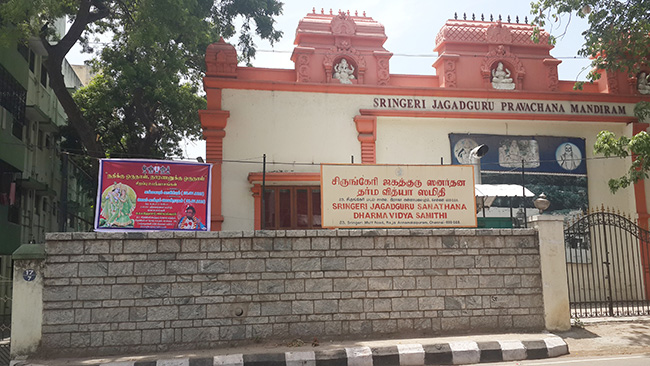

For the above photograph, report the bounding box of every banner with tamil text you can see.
[321,164,476,228]
[95,159,212,231]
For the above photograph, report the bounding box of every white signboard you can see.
[321,164,477,228]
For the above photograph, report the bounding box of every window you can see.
[17,43,29,62]
[29,50,35,72]
[40,63,48,87]
[0,64,27,139]
[262,186,321,230]
[11,117,23,140]
[37,130,44,150]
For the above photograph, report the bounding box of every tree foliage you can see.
[531,1,650,193]
[0,0,283,159]
[531,0,650,83]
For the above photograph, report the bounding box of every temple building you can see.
[199,10,650,231]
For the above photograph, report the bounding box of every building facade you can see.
[200,11,650,232]
[0,22,94,257]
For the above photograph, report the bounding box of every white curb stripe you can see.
[157,359,189,366]
[213,354,244,366]
[285,351,316,366]
[449,341,480,365]
[397,344,425,365]
[544,337,569,358]
[346,346,373,366]
[498,340,527,361]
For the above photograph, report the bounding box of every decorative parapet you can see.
[205,38,238,78]
[435,20,550,48]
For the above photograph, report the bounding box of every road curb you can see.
[13,336,568,366]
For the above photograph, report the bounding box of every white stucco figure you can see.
[334,59,355,84]
[491,62,515,90]
[638,72,650,95]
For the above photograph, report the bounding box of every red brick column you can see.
[199,108,229,230]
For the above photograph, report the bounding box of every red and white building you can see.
[199,10,650,232]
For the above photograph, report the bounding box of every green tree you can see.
[531,0,650,193]
[531,0,650,85]
[0,0,283,158]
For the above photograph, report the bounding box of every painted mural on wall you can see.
[95,159,212,231]
[450,134,589,213]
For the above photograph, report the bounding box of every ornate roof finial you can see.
[516,15,519,23]
[525,16,528,23]
[472,13,475,21]
[490,14,493,21]
[321,8,324,14]
[498,14,502,21]
[507,15,511,23]
[454,12,458,20]
[329,8,333,15]
[355,10,358,16]
[481,13,484,21]
[347,9,350,16]
[463,12,467,20]
[363,11,366,16]
[312,7,315,14]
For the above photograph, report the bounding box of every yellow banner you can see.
[321,164,477,228]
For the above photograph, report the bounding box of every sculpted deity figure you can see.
[638,72,650,95]
[333,58,355,84]
[491,62,515,90]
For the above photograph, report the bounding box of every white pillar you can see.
[11,244,45,359]
[529,215,571,331]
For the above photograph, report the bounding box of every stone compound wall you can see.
[39,229,544,357]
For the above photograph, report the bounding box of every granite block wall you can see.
[40,228,544,356]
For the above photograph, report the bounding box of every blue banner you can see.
[449,134,587,175]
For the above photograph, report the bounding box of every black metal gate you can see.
[564,209,650,318]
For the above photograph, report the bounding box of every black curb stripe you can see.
[423,343,453,365]
[371,345,400,366]
[315,349,348,366]
[243,353,285,366]
[188,357,213,366]
[133,361,156,366]
[477,341,503,363]
[522,340,549,360]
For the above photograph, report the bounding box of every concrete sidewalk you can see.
[13,332,568,366]
[13,317,650,366]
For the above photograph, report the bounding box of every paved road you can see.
[484,354,650,365]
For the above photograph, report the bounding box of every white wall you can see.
[220,89,638,230]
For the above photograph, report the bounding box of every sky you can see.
[66,0,593,161]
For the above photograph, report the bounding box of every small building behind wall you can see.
[200,10,650,232]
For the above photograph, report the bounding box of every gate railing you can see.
[564,208,650,318]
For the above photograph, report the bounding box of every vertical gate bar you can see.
[617,217,632,316]
[585,213,598,316]
[603,213,614,316]
[574,217,586,318]
[597,211,611,316]
[609,214,620,315]
[566,220,579,318]
[636,226,646,314]
[564,222,572,317]
[627,219,639,315]
[590,211,605,316]
[573,225,584,318]
[584,214,597,317]
[627,220,644,315]
[639,228,650,315]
